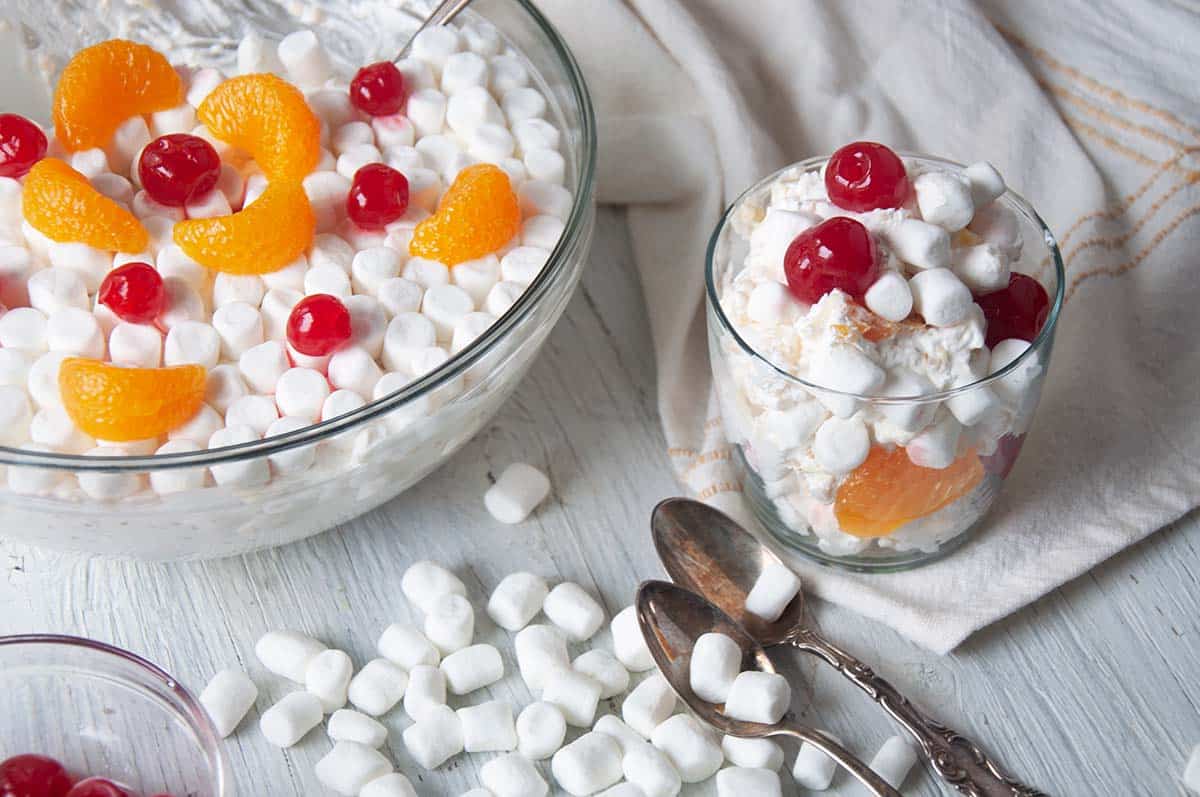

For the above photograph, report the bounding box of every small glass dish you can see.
[0,634,229,796]
[705,154,1064,572]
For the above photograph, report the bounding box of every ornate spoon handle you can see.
[792,629,1048,797]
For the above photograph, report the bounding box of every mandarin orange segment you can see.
[23,158,148,251]
[53,39,182,152]
[59,358,206,442]
[833,445,985,538]
[172,180,315,274]
[198,74,321,182]
[409,163,521,265]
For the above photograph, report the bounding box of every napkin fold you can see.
[539,0,1200,653]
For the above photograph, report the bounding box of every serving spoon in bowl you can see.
[396,0,476,59]
[636,579,902,797]
[651,497,1046,797]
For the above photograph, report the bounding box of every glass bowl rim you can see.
[704,152,1065,404]
[0,632,229,794]
[0,0,597,472]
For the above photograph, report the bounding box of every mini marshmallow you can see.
[485,280,524,317]
[914,171,975,232]
[442,51,489,95]
[308,87,357,131]
[360,774,417,797]
[260,691,323,747]
[988,337,1039,402]
[813,415,870,474]
[612,605,656,672]
[425,593,475,654]
[226,395,279,436]
[501,86,547,125]
[328,709,388,748]
[337,143,384,181]
[519,181,573,221]
[199,668,258,738]
[76,447,145,500]
[864,270,914,322]
[309,233,356,273]
[458,700,517,752]
[446,258,499,309]
[348,658,409,716]
[690,632,742,704]
[446,87,505,138]
[514,118,561,155]
[490,55,530,95]
[542,667,603,727]
[861,736,919,790]
[263,416,317,475]
[27,351,68,408]
[332,121,374,155]
[160,278,206,330]
[482,752,550,797]
[92,173,136,206]
[543,582,604,642]
[107,116,151,174]
[886,219,950,271]
[28,268,88,316]
[208,425,270,486]
[133,190,185,223]
[305,648,353,713]
[304,171,353,233]
[395,57,435,92]
[238,340,290,394]
[385,146,424,176]
[596,786,644,797]
[30,406,93,454]
[304,263,353,297]
[467,123,516,163]
[878,367,937,432]
[164,321,220,369]
[441,644,504,695]
[594,714,646,756]
[46,308,105,358]
[407,88,448,138]
[716,767,781,797]
[909,268,973,327]
[372,114,416,151]
[412,25,462,70]
[421,283,475,342]
[261,288,304,340]
[0,350,28,388]
[808,344,886,417]
[255,630,326,683]
[485,462,551,524]
[205,364,249,414]
[0,247,34,307]
[968,202,1022,258]
[573,649,629,699]
[947,375,997,427]
[498,157,528,186]
[623,741,682,797]
[314,741,392,796]
[5,443,64,495]
[951,243,1010,294]
[0,307,47,352]
[906,411,963,469]
[156,246,208,295]
[745,282,798,326]
[450,311,496,354]
[745,561,802,623]
[186,189,232,219]
[524,148,566,185]
[243,173,269,208]
[328,345,383,397]
[623,674,677,739]
[499,246,549,286]
[486,572,548,631]
[234,32,279,75]
[403,256,451,289]
[462,21,502,56]
[401,560,468,613]
[402,703,464,769]
[792,737,842,789]
[724,671,791,725]
[651,714,724,783]
[965,161,1006,207]
[71,148,109,178]
[404,664,448,722]
[352,247,404,295]
[274,367,330,421]
[378,623,441,669]
[516,701,566,759]
[321,387,365,425]
[48,242,110,292]
[514,624,569,691]
[522,214,567,249]
[377,278,425,318]
[723,736,784,771]
[212,302,264,359]
[278,30,332,88]
[552,732,624,796]
[167,404,222,446]
[212,273,266,309]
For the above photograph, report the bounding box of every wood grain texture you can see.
[2,207,1198,796]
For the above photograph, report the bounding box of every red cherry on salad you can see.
[287,293,353,356]
[0,114,48,179]
[63,779,131,797]
[346,163,409,231]
[783,216,879,304]
[137,134,221,207]
[825,141,910,212]
[976,272,1050,348]
[0,754,74,797]
[98,262,166,324]
[349,62,408,117]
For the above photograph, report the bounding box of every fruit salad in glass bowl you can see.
[706,143,1063,571]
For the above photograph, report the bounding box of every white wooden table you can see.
[2,208,1198,796]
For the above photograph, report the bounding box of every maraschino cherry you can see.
[138,134,221,207]
[0,114,48,179]
[825,141,910,212]
[976,273,1050,347]
[783,216,879,304]
[347,163,409,231]
[0,754,74,797]
[98,262,166,324]
[287,294,352,356]
[349,62,408,117]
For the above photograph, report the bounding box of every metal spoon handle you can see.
[792,630,1047,797]
[776,725,903,797]
[396,0,475,60]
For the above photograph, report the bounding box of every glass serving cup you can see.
[0,0,596,559]
[0,634,228,796]
[706,155,1064,572]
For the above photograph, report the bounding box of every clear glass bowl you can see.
[0,0,596,559]
[0,634,228,796]
[706,155,1064,572]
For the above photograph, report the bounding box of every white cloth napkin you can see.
[538,0,1200,653]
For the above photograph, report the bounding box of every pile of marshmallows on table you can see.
[199,556,919,796]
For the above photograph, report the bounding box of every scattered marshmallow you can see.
[482,752,550,797]
[723,736,784,771]
[485,462,551,524]
[441,644,504,695]
[951,243,1010,294]
[348,658,408,717]
[402,703,464,770]
[516,701,567,760]
[914,171,975,232]
[864,270,913,321]
[278,30,332,88]
[623,674,677,739]
[255,630,326,683]
[199,668,258,738]
[425,592,475,654]
[651,714,724,783]
[402,560,468,613]
[885,219,950,271]
[404,664,448,722]
[862,736,919,790]
[594,714,646,757]
[792,736,842,790]
[574,649,630,699]
[612,605,656,672]
[715,767,782,797]
[813,415,870,474]
[542,666,603,727]
[723,671,791,725]
[314,741,392,796]
[305,648,353,713]
[328,709,388,748]
[909,268,973,327]
[690,632,742,704]
[964,161,1006,207]
[260,691,323,747]
[623,741,682,797]
[378,623,441,669]
[486,572,548,632]
[514,624,569,692]
[745,561,802,623]
[543,582,605,642]
[458,700,517,752]
[360,773,417,797]
[552,732,624,796]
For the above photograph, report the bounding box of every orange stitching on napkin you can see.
[1065,117,1162,169]
[1065,203,1200,301]
[1063,179,1198,262]
[1037,79,1188,152]
[668,447,699,457]
[682,447,732,476]
[695,481,742,500]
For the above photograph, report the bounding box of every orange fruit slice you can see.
[173,180,315,274]
[59,358,206,442]
[833,445,985,538]
[409,164,521,265]
[53,40,183,152]
[198,74,320,182]
[23,158,148,252]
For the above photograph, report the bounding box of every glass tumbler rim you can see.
[704,152,1065,405]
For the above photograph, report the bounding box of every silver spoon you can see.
[651,497,1047,797]
[396,0,476,60]
[636,579,902,797]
